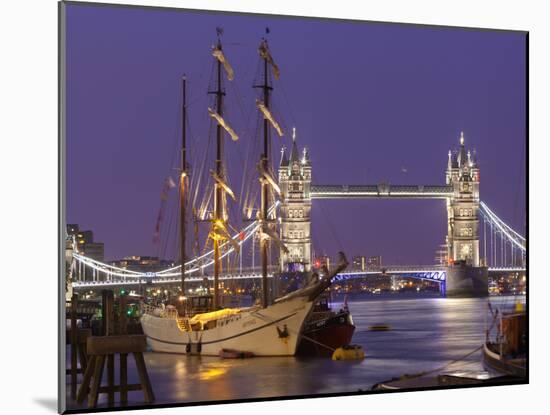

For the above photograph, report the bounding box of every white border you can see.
[1,0,546,414]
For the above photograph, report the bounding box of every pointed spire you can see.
[447,150,452,169]
[457,131,467,167]
[289,126,300,163]
[302,147,310,165]
[280,145,288,166]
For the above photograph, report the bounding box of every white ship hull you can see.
[140,295,314,356]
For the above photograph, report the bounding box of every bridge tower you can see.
[445,132,487,297]
[446,131,480,266]
[278,128,312,272]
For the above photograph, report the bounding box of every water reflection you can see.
[67,294,525,409]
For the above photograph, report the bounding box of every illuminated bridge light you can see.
[68,196,526,288]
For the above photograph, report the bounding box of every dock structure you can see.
[77,335,154,408]
[68,290,155,409]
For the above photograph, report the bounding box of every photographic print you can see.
[59,1,527,412]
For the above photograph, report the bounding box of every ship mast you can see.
[179,75,187,299]
[202,28,239,310]
[210,31,226,310]
[257,37,273,309]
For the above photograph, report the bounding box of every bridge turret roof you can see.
[457,131,468,168]
[471,149,478,168]
[280,145,289,167]
[451,150,459,168]
[302,147,311,166]
[289,127,300,164]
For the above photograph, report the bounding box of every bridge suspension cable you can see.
[478,200,526,269]
[479,201,526,252]
[71,202,279,279]
[71,199,526,281]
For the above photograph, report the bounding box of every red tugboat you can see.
[297,294,355,357]
[482,302,526,378]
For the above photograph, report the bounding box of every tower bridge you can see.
[68,132,526,298]
[277,131,524,296]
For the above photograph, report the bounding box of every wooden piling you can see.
[120,353,128,405]
[70,293,78,400]
[119,294,127,335]
[88,355,106,408]
[76,354,95,404]
[101,290,114,336]
[134,352,155,403]
[107,354,115,405]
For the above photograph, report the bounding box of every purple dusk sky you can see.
[65,3,526,264]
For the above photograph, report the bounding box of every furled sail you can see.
[261,225,289,254]
[257,162,281,196]
[209,218,240,252]
[256,99,284,137]
[210,170,236,201]
[259,40,280,80]
[211,45,235,81]
[208,108,239,141]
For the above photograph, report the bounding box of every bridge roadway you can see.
[310,184,453,199]
[71,266,526,290]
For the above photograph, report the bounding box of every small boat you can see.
[372,371,519,390]
[482,303,526,378]
[219,348,255,359]
[297,294,355,357]
[368,324,391,332]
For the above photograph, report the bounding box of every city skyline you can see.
[66,3,526,263]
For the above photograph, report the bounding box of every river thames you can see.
[67,294,524,410]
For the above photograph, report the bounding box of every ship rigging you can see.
[140,29,349,357]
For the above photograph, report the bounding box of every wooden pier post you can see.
[101,290,114,336]
[120,352,128,405]
[70,293,78,400]
[119,294,127,335]
[67,294,92,401]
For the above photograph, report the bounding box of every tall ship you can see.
[140,31,349,356]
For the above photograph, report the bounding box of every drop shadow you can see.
[34,398,58,413]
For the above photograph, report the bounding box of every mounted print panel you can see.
[59,1,527,413]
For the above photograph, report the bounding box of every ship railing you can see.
[141,302,192,332]
[141,303,156,315]
[141,303,179,319]
[163,308,179,319]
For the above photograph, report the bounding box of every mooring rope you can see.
[402,345,484,380]
[253,310,336,352]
